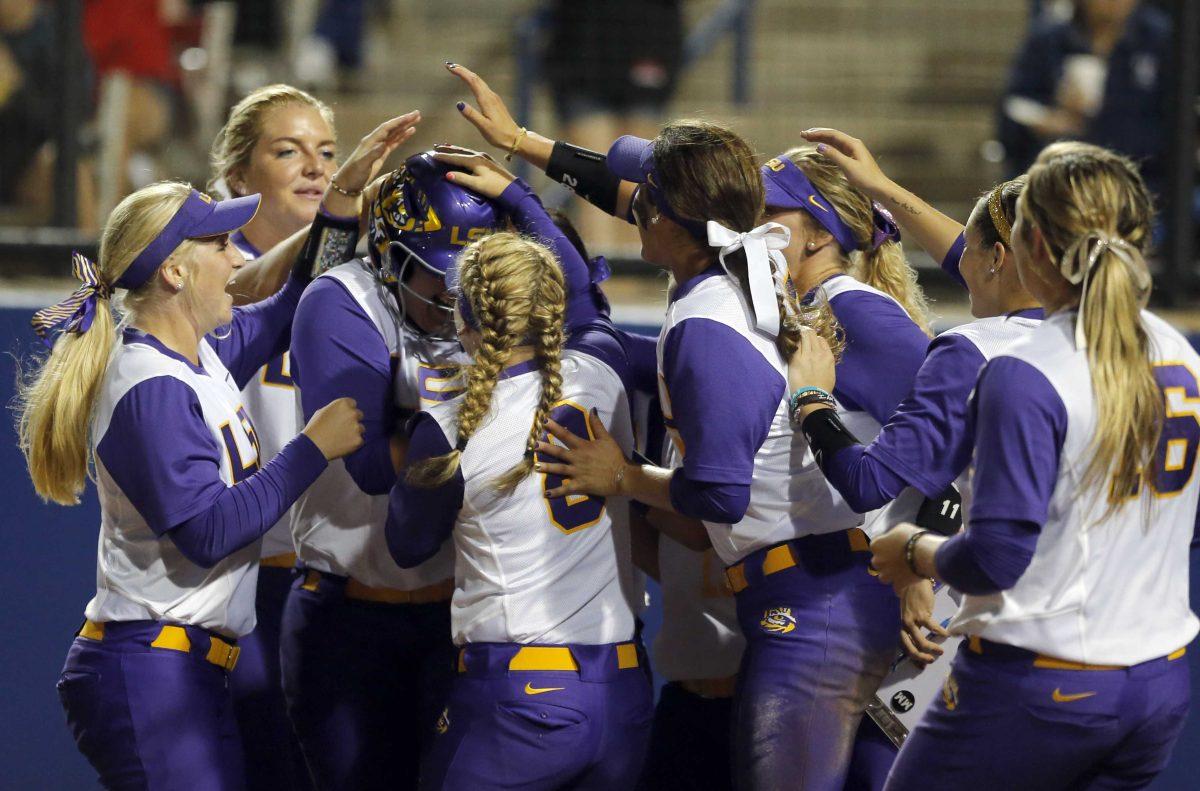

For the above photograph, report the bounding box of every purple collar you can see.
[670,264,725,304]
[230,229,261,259]
[123,327,206,375]
[498,358,540,380]
[118,189,260,290]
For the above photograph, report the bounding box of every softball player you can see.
[280,150,503,791]
[868,146,1197,790]
[532,121,901,790]
[384,231,650,790]
[25,177,367,790]
[209,83,339,791]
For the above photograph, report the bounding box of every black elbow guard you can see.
[800,408,861,468]
[294,212,360,283]
[915,484,963,536]
[546,142,622,217]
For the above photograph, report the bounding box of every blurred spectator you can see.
[543,0,683,254]
[999,0,1170,197]
[295,0,371,93]
[83,0,191,192]
[0,0,96,226]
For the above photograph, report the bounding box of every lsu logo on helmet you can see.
[760,606,796,634]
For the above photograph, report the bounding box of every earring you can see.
[650,215,661,225]
[806,241,818,251]
[175,281,184,290]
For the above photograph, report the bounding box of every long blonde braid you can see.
[407,232,566,493]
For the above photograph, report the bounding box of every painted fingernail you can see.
[456,101,466,111]
[446,173,455,181]
[817,143,827,153]
[534,463,542,471]
[445,61,457,67]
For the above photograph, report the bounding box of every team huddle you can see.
[17,62,1198,791]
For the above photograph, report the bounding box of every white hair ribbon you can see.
[707,220,792,338]
[1060,231,1145,350]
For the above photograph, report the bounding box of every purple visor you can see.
[606,135,708,239]
[117,189,261,290]
[761,156,899,252]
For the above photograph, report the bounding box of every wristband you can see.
[546,141,622,218]
[904,530,930,576]
[799,407,861,467]
[789,386,836,426]
[295,211,360,283]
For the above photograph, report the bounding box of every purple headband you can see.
[606,135,709,240]
[761,156,900,252]
[117,189,261,290]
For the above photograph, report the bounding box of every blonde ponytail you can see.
[1019,149,1160,510]
[17,182,192,504]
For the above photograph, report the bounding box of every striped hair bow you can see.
[31,252,112,348]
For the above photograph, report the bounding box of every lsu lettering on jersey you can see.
[424,351,637,645]
[657,272,861,566]
[233,236,302,558]
[87,337,263,636]
[951,310,1200,664]
[292,258,462,588]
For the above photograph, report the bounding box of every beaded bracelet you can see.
[788,386,836,426]
[328,179,364,198]
[904,530,930,576]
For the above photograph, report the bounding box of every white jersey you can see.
[658,273,861,566]
[950,310,1200,664]
[292,259,461,589]
[87,337,262,637]
[937,312,1041,523]
[425,350,637,646]
[233,237,302,558]
[652,439,744,680]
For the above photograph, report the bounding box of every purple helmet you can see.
[367,151,502,284]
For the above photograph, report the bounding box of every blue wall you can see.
[0,305,1196,789]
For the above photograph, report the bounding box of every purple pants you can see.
[57,621,244,790]
[279,571,455,791]
[230,564,312,791]
[885,639,1191,790]
[422,642,654,790]
[732,532,900,791]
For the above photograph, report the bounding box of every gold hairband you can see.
[987,185,1012,247]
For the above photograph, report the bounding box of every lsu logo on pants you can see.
[435,706,450,735]
[942,674,959,712]
[760,607,797,634]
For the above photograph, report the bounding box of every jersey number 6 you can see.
[1147,362,1200,496]
[536,401,606,533]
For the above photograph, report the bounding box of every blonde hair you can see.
[407,232,566,494]
[780,146,933,336]
[209,84,335,196]
[1017,148,1159,508]
[17,182,193,505]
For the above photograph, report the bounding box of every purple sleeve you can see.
[622,331,659,396]
[819,444,910,513]
[497,179,597,331]
[385,413,462,568]
[933,356,1066,593]
[291,276,397,495]
[668,472,750,523]
[935,518,1040,595]
[829,290,929,424]
[662,318,784,485]
[941,232,967,289]
[866,333,988,498]
[209,274,306,388]
[169,435,326,567]
[95,377,327,565]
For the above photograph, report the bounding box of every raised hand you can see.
[800,128,893,200]
[445,63,522,152]
[431,145,517,200]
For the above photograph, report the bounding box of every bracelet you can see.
[904,530,930,576]
[789,386,836,427]
[328,179,363,198]
[505,127,528,162]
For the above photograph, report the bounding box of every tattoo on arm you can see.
[887,195,922,217]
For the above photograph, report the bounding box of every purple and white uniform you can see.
[227,230,313,791]
[887,309,1200,790]
[59,275,328,790]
